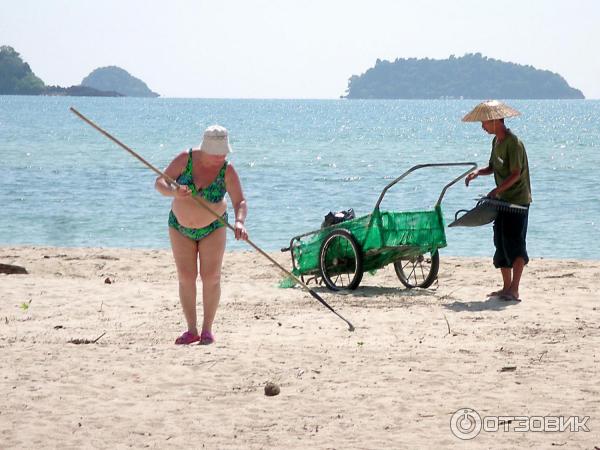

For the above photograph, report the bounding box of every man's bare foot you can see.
[487,289,509,297]
[500,292,521,302]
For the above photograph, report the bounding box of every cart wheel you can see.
[319,229,364,291]
[394,250,439,289]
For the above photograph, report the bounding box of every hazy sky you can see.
[2,0,599,98]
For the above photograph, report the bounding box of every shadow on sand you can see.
[306,285,436,309]
[443,295,521,312]
[309,284,433,298]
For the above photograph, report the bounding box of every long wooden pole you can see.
[70,107,355,331]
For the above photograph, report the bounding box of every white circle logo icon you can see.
[450,408,482,440]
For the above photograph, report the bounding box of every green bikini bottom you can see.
[168,210,228,241]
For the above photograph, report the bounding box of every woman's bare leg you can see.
[169,227,200,335]
[197,227,226,335]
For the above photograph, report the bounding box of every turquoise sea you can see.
[1,96,599,259]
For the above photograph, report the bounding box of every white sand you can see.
[1,246,598,449]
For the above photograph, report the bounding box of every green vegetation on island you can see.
[0,46,45,95]
[1,46,157,97]
[81,66,159,97]
[344,53,584,99]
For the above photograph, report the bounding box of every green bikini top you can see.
[176,149,228,203]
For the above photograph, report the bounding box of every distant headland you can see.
[344,53,584,99]
[0,46,159,97]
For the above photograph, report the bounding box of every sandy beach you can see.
[1,245,598,449]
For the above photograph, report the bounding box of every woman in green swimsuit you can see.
[155,125,248,345]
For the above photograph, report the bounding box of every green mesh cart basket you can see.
[281,162,477,291]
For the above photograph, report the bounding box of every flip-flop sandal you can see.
[499,294,521,302]
[175,331,200,345]
[200,330,215,345]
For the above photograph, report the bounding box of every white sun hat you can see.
[462,100,521,122]
[198,125,233,155]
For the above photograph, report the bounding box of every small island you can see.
[344,53,584,99]
[0,46,158,97]
[81,66,159,98]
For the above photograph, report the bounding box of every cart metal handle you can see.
[374,162,477,210]
[454,209,469,221]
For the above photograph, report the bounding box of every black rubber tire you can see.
[319,229,364,291]
[393,250,440,289]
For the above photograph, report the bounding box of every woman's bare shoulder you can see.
[225,161,241,182]
[176,149,191,160]
[172,149,191,164]
[225,160,239,173]
[163,149,190,174]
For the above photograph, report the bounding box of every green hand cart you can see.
[282,162,477,291]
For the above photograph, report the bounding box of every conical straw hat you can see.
[462,100,521,122]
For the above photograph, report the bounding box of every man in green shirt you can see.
[463,100,532,302]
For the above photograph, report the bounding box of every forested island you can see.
[0,46,157,97]
[82,66,159,97]
[344,53,584,99]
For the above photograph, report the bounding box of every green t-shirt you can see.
[489,130,532,205]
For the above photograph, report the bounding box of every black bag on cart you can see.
[321,208,355,228]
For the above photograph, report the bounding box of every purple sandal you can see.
[175,331,200,345]
[200,330,215,345]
